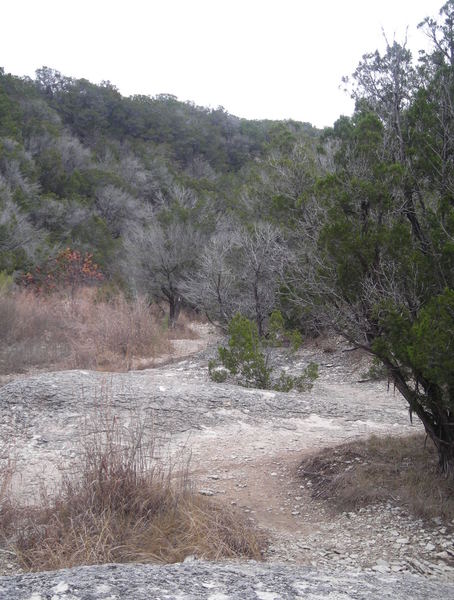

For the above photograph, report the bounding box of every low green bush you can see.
[209,313,318,392]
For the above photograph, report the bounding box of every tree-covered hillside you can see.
[0,66,317,274]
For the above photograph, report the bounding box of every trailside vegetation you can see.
[208,312,318,392]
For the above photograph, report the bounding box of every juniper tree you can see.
[291,6,454,474]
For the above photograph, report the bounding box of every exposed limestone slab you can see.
[1,561,452,599]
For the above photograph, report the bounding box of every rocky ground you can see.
[1,328,454,598]
[2,561,454,600]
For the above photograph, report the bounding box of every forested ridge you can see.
[0,64,317,274]
[2,2,454,475]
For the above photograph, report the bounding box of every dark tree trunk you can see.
[436,440,454,476]
[161,284,181,328]
[169,295,181,328]
[384,358,454,477]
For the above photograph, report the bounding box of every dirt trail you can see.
[184,417,454,577]
[162,334,454,578]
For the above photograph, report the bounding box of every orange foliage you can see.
[21,248,103,294]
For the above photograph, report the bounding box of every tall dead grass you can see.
[0,291,68,372]
[1,407,263,571]
[0,288,199,373]
[67,291,170,370]
[298,433,454,523]
[0,438,15,529]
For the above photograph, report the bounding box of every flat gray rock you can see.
[1,561,453,599]
[0,353,414,499]
[0,351,410,442]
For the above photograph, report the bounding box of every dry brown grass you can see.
[298,433,454,523]
[0,288,203,374]
[0,433,17,569]
[0,408,264,572]
[0,290,69,373]
[167,311,200,341]
[67,291,170,370]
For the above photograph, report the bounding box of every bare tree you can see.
[94,185,144,238]
[0,181,44,263]
[117,152,170,206]
[125,219,204,326]
[184,222,289,335]
[182,227,239,326]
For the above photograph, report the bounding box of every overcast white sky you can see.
[0,0,445,127]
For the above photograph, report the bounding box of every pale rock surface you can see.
[1,341,454,595]
[1,561,454,599]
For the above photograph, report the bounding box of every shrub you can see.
[216,314,271,388]
[298,433,454,522]
[209,313,318,391]
[2,406,264,571]
[208,362,229,383]
[268,310,302,351]
[274,362,319,392]
[20,247,103,295]
[0,271,13,294]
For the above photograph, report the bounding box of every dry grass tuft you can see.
[0,288,178,374]
[0,438,15,538]
[298,433,454,523]
[1,408,263,572]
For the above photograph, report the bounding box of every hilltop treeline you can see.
[0,65,316,274]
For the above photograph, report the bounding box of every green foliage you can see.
[307,4,454,473]
[207,360,229,383]
[408,289,454,398]
[216,314,271,389]
[274,363,319,392]
[268,310,303,351]
[0,74,23,140]
[210,313,317,392]
[268,309,285,342]
[161,313,169,332]
[0,271,13,294]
